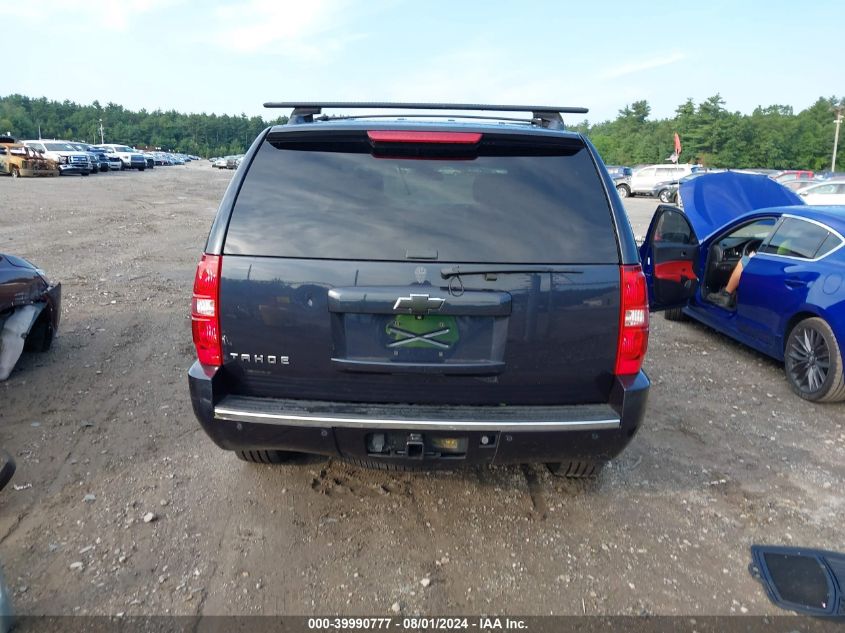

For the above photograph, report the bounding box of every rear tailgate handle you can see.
[328,286,512,316]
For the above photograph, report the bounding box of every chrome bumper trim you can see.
[214,398,621,432]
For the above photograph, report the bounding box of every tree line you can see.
[569,94,843,171]
[0,94,288,158]
[1,93,842,168]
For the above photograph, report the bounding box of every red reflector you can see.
[615,264,649,376]
[191,254,222,367]
[367,131,482,144]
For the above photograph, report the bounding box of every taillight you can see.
[615,264,649,375]
[191,254,222,366]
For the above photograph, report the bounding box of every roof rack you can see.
[263,102,588,130]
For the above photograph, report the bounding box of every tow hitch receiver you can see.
[406,433,425,459]
[365,432,470,459]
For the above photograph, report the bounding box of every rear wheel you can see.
[785,317,845,402]
[616,184,630,198]
[664,307,688,321]
[11,166,20,178]
[235,449,297,464]
[546,460,605,478]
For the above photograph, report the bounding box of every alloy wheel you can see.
[787,325,830,394]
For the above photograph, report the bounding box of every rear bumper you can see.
[189,362,649,466]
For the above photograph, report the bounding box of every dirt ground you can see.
[1,164,843,617]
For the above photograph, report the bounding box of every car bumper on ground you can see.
[188,362,649,466]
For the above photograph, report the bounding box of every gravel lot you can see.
[1,164,843,617]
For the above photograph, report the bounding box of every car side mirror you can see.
[750,545,845,615]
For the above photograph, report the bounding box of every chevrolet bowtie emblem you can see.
[393,293,445,315]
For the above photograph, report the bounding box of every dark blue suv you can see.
[188,103,650,476]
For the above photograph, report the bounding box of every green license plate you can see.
[385,315,459,350]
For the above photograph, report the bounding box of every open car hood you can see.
[679,172,803,240]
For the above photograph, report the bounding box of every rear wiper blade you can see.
[440,265,584,279]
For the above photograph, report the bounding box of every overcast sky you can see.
[4,0,841,123]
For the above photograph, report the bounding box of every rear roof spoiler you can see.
[263,102,589,130]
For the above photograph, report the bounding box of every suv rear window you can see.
[223,133,618,264]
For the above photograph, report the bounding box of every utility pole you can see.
[833,102,844,173]
[98,119,105,145]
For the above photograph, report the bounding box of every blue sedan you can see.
[641,171,845,402]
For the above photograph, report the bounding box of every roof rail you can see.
[263,102,588,130]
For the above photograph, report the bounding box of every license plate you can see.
[385,315,459,350]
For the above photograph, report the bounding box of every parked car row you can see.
[0,135,200,177]
[614,163,702,200]
[209,154,244,169]
[611,162,845,206]
[795,179,845,205]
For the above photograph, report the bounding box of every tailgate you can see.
[219,259,619,405]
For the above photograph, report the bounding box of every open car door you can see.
[639,205,700,311]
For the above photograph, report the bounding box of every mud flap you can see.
[0,304,41,381]
[750,545,845,616]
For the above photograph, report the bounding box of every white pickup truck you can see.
[94,144,147,171]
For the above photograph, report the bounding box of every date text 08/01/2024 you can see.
[307,617,528,630]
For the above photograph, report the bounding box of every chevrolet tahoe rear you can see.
[188,103,649,476]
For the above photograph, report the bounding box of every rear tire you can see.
[664,307,688,321]
[546,460,605,478]
[235,449,297,464]
[11,166,20,178]
[616,184,630,198]
[784,317,845,402]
